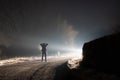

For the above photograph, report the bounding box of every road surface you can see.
[0,58,74,80]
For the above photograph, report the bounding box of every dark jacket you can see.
[40,43,48,52]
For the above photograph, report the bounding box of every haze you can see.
[0,0,120,57]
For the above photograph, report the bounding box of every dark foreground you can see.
[1,57,120,80]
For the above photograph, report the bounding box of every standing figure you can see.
[40,43,48,62]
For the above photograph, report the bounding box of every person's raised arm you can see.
[40,43,43,46]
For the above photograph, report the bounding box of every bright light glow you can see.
[38,45,42,50]
[52,47,83,58]
[64,47,83,58]
[62,47,83,69]
[38,44,83,58]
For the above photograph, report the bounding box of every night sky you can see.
[0,0,120,56]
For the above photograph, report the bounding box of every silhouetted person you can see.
[40,43,48,62]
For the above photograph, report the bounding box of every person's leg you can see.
[45,52,47,62]
[42,52,43,61]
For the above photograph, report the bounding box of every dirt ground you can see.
[0,57,75,80]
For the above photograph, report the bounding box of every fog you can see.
[0,0,120,57]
